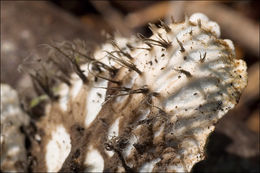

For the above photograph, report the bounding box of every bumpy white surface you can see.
[38,13,247,172]
[1,84,30,172]
[90,13,246,172]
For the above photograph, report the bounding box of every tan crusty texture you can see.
[28,13,247,172]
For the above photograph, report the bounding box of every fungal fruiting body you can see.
[27,13,247,172]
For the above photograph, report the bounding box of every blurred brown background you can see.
[1,1,259,172]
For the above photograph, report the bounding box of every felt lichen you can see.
[9,13,247,172]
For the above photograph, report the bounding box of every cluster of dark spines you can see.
[103,85,149,99]
[20,41,111,104]
[136,18,218,80]
[19,53,64,102]
[137,33,172,50]
[102,18,208,112]
[50,44,88,84]
[23,16,213,112]
[29,70,59,101]
[99,19,179,170]
[106,51,142,75]
[47,57,72,86]
[17,14,245,173]
[91,17,231,172]
[101,19,236,171]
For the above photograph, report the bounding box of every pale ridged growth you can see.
[6,13,247,172]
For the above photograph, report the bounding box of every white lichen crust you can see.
[1,84,30,172]
[32,13,247,172]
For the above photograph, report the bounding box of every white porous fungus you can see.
[33,13,247,173]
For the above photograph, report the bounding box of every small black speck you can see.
[161,67,165,70]
[178,75,181,79]
[76,126,85,132]
[161,54,165,57]
[184,56,187,60]
[97,92,102,98]
[149,61,153,65]
[185,109,188,111]
[145,54,148,56]
[155,59,158,63]
[175,106,178,108]
[193,93,197,96]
